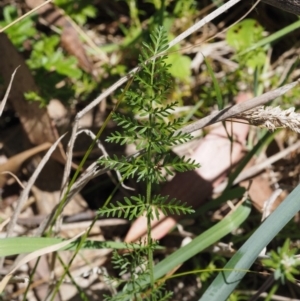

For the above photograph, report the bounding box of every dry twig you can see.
[0,67,19,117]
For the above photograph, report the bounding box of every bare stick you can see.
[0,67,19,117]
[5,135,66,238]
[178,80,300,134]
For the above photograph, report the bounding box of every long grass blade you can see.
[0,238,152,257]
[199,184,300,301]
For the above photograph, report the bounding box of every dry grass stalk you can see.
[235,105,300,133]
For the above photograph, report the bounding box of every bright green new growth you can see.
[262,239,300,285]
[98,27,199,300]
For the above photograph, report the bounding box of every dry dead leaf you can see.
[0,143,51,188]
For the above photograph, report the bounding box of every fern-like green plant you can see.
[98,26,200,300]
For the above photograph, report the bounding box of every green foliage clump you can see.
[262,239,300,284]
[27,35,82,79]
[0,4,97,107]
[0,5,37,50]
[54,0,97,25]
[25,35,85,106]
[226,19,266,70]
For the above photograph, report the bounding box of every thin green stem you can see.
[146,144,154,288]
[57,255,89,301]
[22,257,41,301]
[265,281,279,301]
[144,54,158,296]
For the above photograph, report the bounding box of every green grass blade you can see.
[0,238,150,257]
[153,200,251,280]
[0,238,63,256]
[199,184,300,301]
[226,131,273,188]
[203,55,224,110]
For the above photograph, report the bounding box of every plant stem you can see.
[146,148,154,288]
[146,54,157,296]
